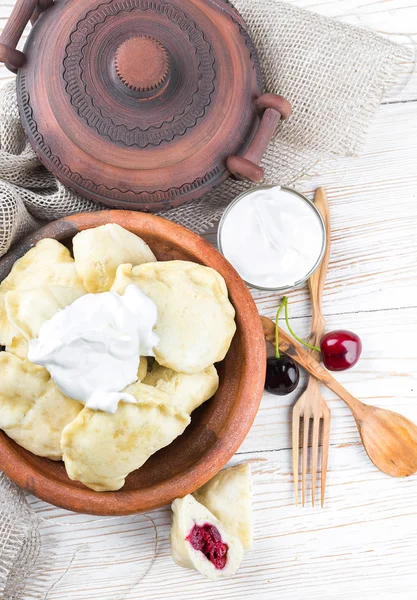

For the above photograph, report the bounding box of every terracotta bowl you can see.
[0,211,265,515]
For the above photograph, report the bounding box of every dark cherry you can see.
[187,523,228,570]
[320,330,362,371]
[265,355,300,395]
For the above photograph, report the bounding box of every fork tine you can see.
[302,416,310,507]
[321,414,331,507]
[311,417,320,507]
[292,406,300,506]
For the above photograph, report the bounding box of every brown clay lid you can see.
[17,0,263,211]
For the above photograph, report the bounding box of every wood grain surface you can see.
[2,0,417,598]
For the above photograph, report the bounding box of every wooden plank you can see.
[0,1,415,599]
[293,0,417,103]
[26,445,417,600]
[0,0,416,101]
[206,102,417,317]
[240,305,417,454]
[246,102,417,317]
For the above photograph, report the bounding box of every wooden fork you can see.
[292,187,331,507]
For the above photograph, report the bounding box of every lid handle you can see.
[226,93,292,183]
[0,0,53,73]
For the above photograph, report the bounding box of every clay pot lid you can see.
[17,0,263,211]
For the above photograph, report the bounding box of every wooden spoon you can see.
[262,316,417,477]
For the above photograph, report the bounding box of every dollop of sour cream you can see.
[219,186,324,289]
[28,284,158,413]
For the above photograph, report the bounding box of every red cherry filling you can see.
[187,523,228,570]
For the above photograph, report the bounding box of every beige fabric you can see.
[0,1,410,594]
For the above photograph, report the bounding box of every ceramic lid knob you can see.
[114,36,169,93]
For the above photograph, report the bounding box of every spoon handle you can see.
[308,188,331,355]
[262,316,367,418]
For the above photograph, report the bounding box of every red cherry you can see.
[320,330,362,371]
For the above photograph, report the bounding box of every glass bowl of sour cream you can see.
[218,185,327,291]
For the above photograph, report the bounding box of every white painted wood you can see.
[243,306,417,454]
[215,103,417,317]
[27,444,417,600]
[0,0,416,598]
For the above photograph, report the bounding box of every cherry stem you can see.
[274,298,287,359]
[282,296,321,353]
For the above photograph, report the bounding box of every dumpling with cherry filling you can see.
[170,494,244,580]
[194,462,253,549]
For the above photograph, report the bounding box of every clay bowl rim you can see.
[0,210,266,515]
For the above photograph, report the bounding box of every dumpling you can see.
[144,363,218,414]
[0,238,82,293]
[6,336,28,359]
[170,494,244,580]
[72,223,157,293]
[0,353,48,428]
[0,353,82,460]
[0,238,84,347]
[137,356,148,381]
[61,382,190,492]
[5,286,85,341]
[193,463,253,549]
[0,294,17,346]
[111,261,236,374]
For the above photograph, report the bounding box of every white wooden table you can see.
[1,1,417,598]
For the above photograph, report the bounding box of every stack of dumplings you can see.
[0,224,236,491]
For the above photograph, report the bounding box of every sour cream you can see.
[218,186,325,290]
[28,284,158,413]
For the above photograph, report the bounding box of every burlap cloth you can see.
[0,0,412,596]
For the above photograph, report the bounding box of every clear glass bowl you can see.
[217,185,327,292]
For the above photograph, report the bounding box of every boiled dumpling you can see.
[144,363,218,414]
[61,382,190,492]
[111,261,236,374]
[0,238,84,347]
[170,494,244,580]
[6,336,28,359]
[0,294,16,346]
[0,353,82,460]
[193,463,253,549]
[137,356,148,381]
[0,238,82,293]
[5,286,85,341]
[72,223,157,293]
